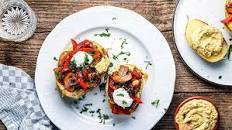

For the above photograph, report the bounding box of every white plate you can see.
[174,0,232,86]
[35,6,176,130]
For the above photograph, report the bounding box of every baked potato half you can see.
[54,39,110,99]
[185,19,229,62]
[105,64,148,115]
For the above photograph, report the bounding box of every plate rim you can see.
[35,5,176,130]
[172,0,232,87]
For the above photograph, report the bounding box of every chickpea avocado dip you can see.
[175,97,218,130]
[185,19,229,62]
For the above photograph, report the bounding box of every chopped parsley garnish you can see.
[144,60,152,69]
[228,44,232,60]
[94,28,111,37]
[164,108,168,112]
[69,59,77,72]
[116,93,124,97]
[131,116,136,119]
[121,39,128,49]
[53,57,58,61]
[151,99,160,108]
[105,27,109,32]
[80,106,88,113]
[109,62,113,68]
[89,110,95,114]
[84,103,93,107]
[122,100,127,105]
[112,51,131,60]
[100,114,109,124]
[102,99,106,103]
[79,95,86,101]
[99,82,106,91]
[55,71,63,80]
[218,75,222,79]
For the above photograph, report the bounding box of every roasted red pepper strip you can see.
[132,96,143,104]
[71,39,78,50]
[131,69,142,79]
[79,79,89,90]
[221,15,232,24]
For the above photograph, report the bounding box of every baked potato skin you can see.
[54,41,110,100]
[225,0,232,31]
[105,64,148,115]
[185,19,229,63]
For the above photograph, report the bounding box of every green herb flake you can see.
[109,62,113,68]
[121,39,128,49]
[113,123,116,126]
[164,108,168,112]
[80,106,88,113]
[55,71,63,80]
[69,59,77,72]
[218,76,222,79]
[144,60,152,69]
[131,116,136,119]
[102,99,106,103]
[112,51,131,60]
[151,99,160,108]
[53,57,58,61]
[116,93,124,97]
[228,44,232,60]
[122,100,127,105]
[94,31,111,37]
[84,103,93,107]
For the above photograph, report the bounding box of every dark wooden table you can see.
[0,0,232,129]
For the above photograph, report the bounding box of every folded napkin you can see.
[0,64,53,130]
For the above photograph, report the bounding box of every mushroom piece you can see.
[111,65,132,83]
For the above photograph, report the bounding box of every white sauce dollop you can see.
[71,51,93,67]
[113,88,133,108]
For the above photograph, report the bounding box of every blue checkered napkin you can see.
[0,64,52,130]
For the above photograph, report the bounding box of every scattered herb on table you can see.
[102,99,106,103]
[84,103,93,107]
[151,99,160,108]
[144,60,152,69]
[131,116,136,119]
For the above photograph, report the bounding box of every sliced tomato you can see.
[174,96,219,130]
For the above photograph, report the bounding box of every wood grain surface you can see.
[0,0,231,129]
